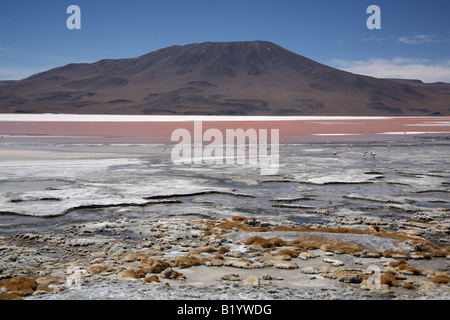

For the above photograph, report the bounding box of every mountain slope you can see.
[0,41,449,115]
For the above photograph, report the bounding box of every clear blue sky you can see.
[1,0,449,82]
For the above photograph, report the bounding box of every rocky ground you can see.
[1,209,449,300]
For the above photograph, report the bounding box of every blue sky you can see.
[0,0,449,82]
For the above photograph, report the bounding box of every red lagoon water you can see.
[0,115,449,143]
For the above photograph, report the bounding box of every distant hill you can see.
[0,41,449,115]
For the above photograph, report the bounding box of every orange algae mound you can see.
[245,236,286,249]
[431,275,450,284]
[0,277,38,296]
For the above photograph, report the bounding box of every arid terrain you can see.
[0,133,449,300]
[1,212,449,300]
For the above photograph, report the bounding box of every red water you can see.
[0,116,449,143]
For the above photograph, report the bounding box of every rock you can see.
[144,275,160,283]
[333,271,363,284]
[382,249,410,259]
[17,233,40,241]
[66,238,95,247]
[318,265,335,273]
[225,251,244,258]
[160,267,185,280]
[225,258,254,269]
[222,274,242,281]
[205,255,225,267]
[273,260,298,269]
[400,229,424,237]
[261,274,283,281]
[255,253,291,266]
[301,267,320,274]
[323,258,344,267]
[410,252,431,260]
[361,250,382,258]
[360,281,390,293]
[205,258,224,267]
[66,265,88,276]
[298,250,315,260]
[341,218,363,225]
[243,276,260,286]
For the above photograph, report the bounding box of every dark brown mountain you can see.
[0,41,449,115]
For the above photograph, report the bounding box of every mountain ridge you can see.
[0,41,449,116]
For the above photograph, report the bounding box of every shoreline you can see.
[1,213,449,300]
[0,114,442,121]
[0,115,449,144]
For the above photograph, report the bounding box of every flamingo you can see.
[370,152,376,159]
[332,151,338,157]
